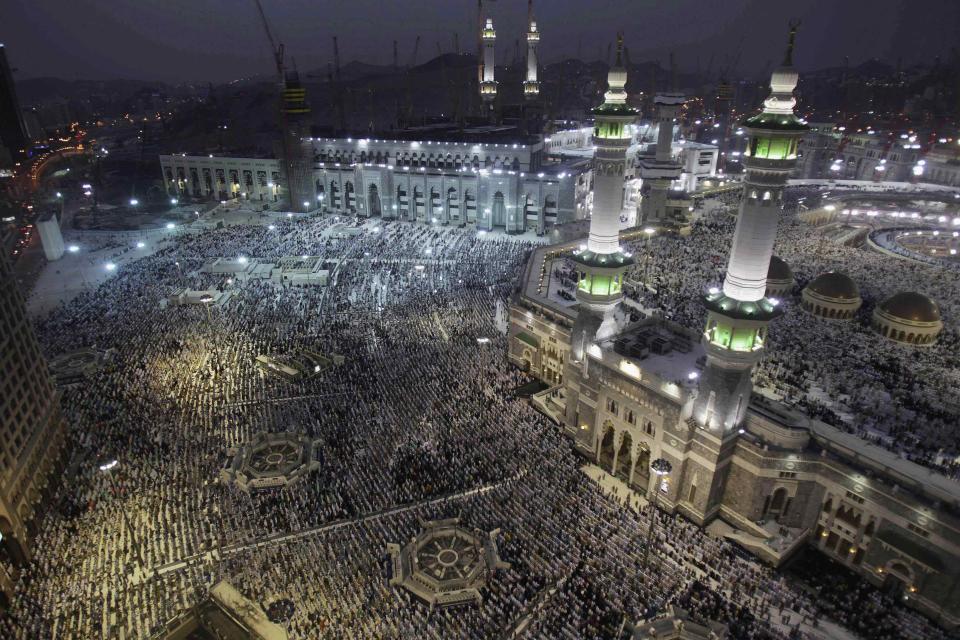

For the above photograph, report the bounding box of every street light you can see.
[130,198,139,206]
[97,459,144,566]
[642,457,673,571]
[170,198,178,205]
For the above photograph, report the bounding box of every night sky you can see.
[3,0,959,83]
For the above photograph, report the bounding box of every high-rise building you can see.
[0,45,28,162]
[0,250,67,599]
[279,72,315,213]
[689,25,807,518]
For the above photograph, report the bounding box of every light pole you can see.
[642,457,673,571]
[98,459,144,567]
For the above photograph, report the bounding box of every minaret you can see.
[279,70,315,213]
[569,34,636,356]
[523,0,540,100]
[683,24,808,522]
[640,55,684,224]
[480,16,498,116]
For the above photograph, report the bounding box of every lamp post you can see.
[98,459,144,567]
[642,457,673,571]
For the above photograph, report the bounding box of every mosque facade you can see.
[161,136,590,233]
[508,29,960,629]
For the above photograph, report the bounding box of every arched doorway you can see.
[883,561,913,598]
[368,184,382,217]
[492,191,506,227]
[344,181,355,212]
[447,187,459,224]
[413,186,424,221]
[633,447,650,492]
[615,433,632,481]
[598,426,615,471]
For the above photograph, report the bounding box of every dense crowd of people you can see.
[617,189,960,477]
[0,205,953,639]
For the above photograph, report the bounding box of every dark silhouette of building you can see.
[0,45,28,162]
[0,250,66,601]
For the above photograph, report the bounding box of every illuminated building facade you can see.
[0,250,66,601]
[160,134,590,233]
[508,28,960,628]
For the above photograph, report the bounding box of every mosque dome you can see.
[805,272,859,301]
[767,256,793,282]
[878,292,941,324]
[873,292,943,346]
[800,272,861,320]
[765,256,794,298]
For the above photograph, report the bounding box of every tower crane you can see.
[253,0,285,81]
[333,36,346,132]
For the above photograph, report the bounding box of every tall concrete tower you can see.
[279,71,315,213]
[0,45,29,163]
[568,34,636,357]
[0,250,66,598]
[523,1,540,100]
[480,17,498,117]
[640,60,684,224]
[683,25,807,521]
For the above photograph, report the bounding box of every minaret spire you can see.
[783,20,800,67]
[523,0,540,100]
[693,24,808,431]
[680,25,809,523]
[567,32,637,354]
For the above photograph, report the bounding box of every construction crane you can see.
[437,41,443,58]
[453,32,459,55]
[393,40,399,72]
[333,36,346,133]
[410,35,421,68]
[253,0,284,81]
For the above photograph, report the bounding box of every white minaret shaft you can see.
[480,17,498,106]
[587,36,631,255]
[694,23,806,433]
[526,26,538,82]
[524,0,540,98]
[721,63,800,302]
[483,18,496,84]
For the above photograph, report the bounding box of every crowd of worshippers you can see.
[0,212,953,639]
[609,187,960,479]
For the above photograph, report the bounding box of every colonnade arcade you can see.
[597,422,651,493]
[316,148,526,172]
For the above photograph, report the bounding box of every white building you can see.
[161,132,592,234]
[35,211,64,261]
